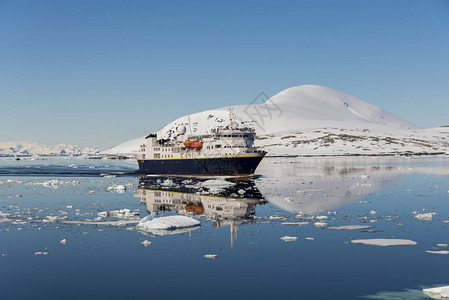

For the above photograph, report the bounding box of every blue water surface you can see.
[0,156,448,300]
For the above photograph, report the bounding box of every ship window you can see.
[215,145,222,148]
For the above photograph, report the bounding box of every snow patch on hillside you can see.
[101,136,145,155]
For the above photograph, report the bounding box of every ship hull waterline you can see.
[137,155,265,176]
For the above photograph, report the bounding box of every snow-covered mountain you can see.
[104,85,449,156]
[0,141,100,156]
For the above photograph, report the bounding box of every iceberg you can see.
[137,215,201,231]
[423,286,449,299]
[280,236,298,242]
[351,239,417,247]
[425,250,449,255]
[327,225,372,230]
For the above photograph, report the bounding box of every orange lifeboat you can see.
[185,204,204,213]
[184,140,203,148]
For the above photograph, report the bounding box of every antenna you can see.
[228,106,233,129]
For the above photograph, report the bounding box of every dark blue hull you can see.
[137,155,265,176]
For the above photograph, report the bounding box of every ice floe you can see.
[137,215,201,231]
[351,239,417,247]
[63,219,139,226]
[141,240,152,247]
[97,209,139,218]
[423,286,449,299]
[59,239,67,244]
[281,222,309,226]
[425,250,449,255]
[204,254,218,259]
[327,225,372,230]
[280,236,298,242]
[314,222,328,227]
[415,213,434,221]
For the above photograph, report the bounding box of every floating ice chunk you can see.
[238,189,246,195]
[281,222,309,226]
[43,180,59,189]
[314,222,328,227]
[44,215,67,222]
[141,240,152,247]
[423,286,449,299]
[66,206,73,209]
[415,213,434,221]
[316,215,328,220]
[62,220,139,226]
[351,239,417,247]
[437,244,449,248]
[115,185,126,193]
[34,252,49,255]
[269,216,287,220]
[305,237,316,240]
[425,250,449,255]
[327,225,372,230]
[89,191,95,194]
[59,239,67,244]
[204,254,218,259]
[370,210,377,215]
[280,236,298,242]
[97,209,139,219]
[137,215,201,231]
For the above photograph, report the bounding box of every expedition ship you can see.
[134,117,266,176]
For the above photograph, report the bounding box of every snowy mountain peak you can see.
[103,84,443,156]
[0,141,100,156]
[265,84,419,130]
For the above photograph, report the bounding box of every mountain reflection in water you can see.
[255,157,449,214]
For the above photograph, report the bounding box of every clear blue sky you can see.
[1,0,448,148]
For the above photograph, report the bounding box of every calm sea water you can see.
[0,156,448,300]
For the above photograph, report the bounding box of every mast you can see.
[188,115,193,135]
[228,106,234,129]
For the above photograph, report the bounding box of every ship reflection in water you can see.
[134,176,266,246]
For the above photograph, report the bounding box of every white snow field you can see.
[104,85,449,156]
